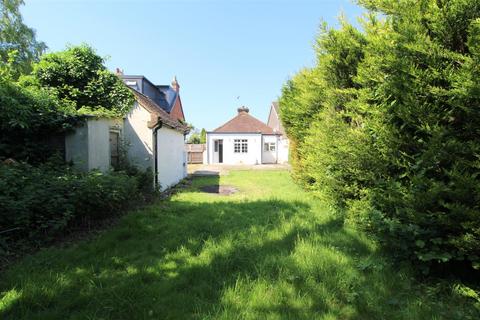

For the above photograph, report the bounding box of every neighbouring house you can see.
[121,74,185,122]
[267,101,289,163]
[65,73,189,191]
[206,105,288,165]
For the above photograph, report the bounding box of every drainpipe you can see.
[153,122,163,189]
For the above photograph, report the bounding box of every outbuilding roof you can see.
[212,107,276,134]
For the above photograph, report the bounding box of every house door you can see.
[218,140,223,163]
[262,138,277,164]
[214,139,223,163]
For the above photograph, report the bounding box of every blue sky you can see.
[22,0,363,131]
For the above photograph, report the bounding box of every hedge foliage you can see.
[0,161,151,256]
[279,0,480,273]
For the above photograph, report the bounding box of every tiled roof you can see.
[130,89,189,133]
[213,110,276,134]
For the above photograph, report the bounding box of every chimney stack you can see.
[237,106,249,114]
[115,68,124,76]
[171,76,180,92]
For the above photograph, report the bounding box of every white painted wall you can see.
[156,126,187,191]
[206,133,263,165]
[65,118,121,173]
[87,119,114,172]
[65,121,89,171]
[124,102,154,171]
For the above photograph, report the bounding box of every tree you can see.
[200,128,206,143]
[23,44,134,117]
[0,0,46,78]
[187,133,201,144]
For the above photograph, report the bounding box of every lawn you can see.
[0,170,478,319]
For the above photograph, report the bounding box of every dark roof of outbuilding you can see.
[130,88,189,133]
[213,109,276,134]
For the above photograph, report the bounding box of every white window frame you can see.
[264,142,275,152]
[234,139,248,153]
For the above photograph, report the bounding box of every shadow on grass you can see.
[1,176,476,319]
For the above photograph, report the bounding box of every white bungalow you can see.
[206,105,289,165]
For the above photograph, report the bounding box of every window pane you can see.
[242,141,248,153]
[234,139,240,153]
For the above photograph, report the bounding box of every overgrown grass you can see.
[1,170,479,319]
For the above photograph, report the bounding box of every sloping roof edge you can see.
[213,111,276,134]
[129,88,189,134]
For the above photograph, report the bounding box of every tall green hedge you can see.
[280,0,480,273]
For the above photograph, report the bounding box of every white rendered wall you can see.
[65,118,119,173]
[206,133,262,165]
[124,102,154,171]
[156,126,187,191]
[65,121,89,171]
[87,118,117,172]
[278,136,289,164]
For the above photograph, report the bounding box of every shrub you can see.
[72,171,138,221]
[0,161,142,255]
[0,161,74,241]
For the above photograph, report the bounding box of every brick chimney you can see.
[237,106,249,114]
[171,76,180,92]
[115,68,124,76]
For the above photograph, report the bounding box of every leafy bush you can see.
[280,0,480,273]
[0,161,141,255]
[22,44,134,117]
[71,171,138,221]
[0,77,80,163]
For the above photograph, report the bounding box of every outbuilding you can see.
[65,74,189,191]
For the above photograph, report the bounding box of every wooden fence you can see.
[185,144,205,164]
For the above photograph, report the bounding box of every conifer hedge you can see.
[279,0,480,273]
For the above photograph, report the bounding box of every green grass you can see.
[1,170,479,319]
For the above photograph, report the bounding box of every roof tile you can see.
[213,111,276,134]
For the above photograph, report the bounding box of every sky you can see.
[22,0,364,131]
